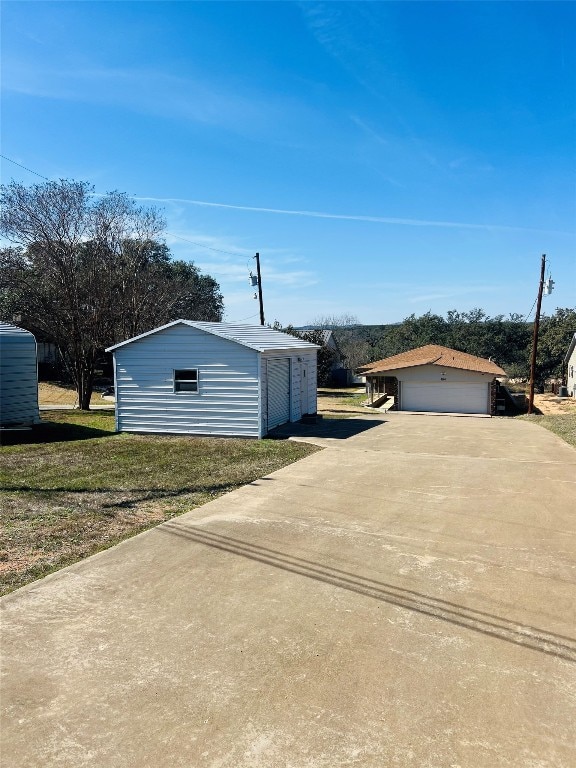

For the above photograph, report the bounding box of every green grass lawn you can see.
[518,413,576,450]
[0,410,318,595]
[336,392,367,407]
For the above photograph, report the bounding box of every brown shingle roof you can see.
[359,345,506,376]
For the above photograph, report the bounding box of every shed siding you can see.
[0,324,40,427]
[307,353,318,414]
[260,357,268,435]
[114,324,260,437]
[291,358,301,420]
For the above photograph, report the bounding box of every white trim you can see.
[257,355,263,438]
[106,320,187,351]
[289,357,293,422]
[113,356,119,432]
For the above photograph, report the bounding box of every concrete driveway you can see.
[2,414,576,767]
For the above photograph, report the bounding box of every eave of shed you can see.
[105,320,321,353]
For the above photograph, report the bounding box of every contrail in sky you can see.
[134,195,572,235]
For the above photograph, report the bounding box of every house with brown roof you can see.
[358,345,507,415]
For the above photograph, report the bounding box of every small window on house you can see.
[174,369,199,393]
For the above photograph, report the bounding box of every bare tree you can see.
[305,313,362,370]
[307,313,360,329]
[1,179,223,408]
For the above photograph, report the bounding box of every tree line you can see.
[0,180,223,408]
[328,308,576,383]
[272,322,338,386]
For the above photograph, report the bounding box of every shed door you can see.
[401,382,489,414]
[267,358,291,429]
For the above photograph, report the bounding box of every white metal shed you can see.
[0,322,40,427]
[106,320,320,438]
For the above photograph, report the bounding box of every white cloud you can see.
[162,222,318,292]
[2,58,322,147]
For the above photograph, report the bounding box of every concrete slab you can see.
[2,414,576,767]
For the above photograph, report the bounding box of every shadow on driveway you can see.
[269,416,387,441]
[160,522,576,663]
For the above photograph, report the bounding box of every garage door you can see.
[401,382,489,414]
[267,358,291,429]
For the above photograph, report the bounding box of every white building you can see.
[564,332,576,398]
[106,320,319,438]
[359,344,507,415]
[0,322,40,427]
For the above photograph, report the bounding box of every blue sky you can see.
[2,1,574,326]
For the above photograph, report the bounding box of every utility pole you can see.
[254,252,265,326]
[527,254,546,415]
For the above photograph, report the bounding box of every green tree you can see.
[383,312,448,356]
[445,310,531,371]
[536,308,576,383]
[328,310,534,376]
[84,238,223,340]
[272,322,337,386]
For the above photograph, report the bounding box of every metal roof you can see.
[106,320,321,353]
[0,322,36,340]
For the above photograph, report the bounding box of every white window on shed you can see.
[174,369,199,393]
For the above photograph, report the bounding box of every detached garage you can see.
[106,320,319,438]
[360,345,506,416]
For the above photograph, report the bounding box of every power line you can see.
[228,312,260,323]
[523,297,537,322]
[2,154,268,321]
[0,153,252,267]
[0,154,50,181]
[167,231,248,259]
